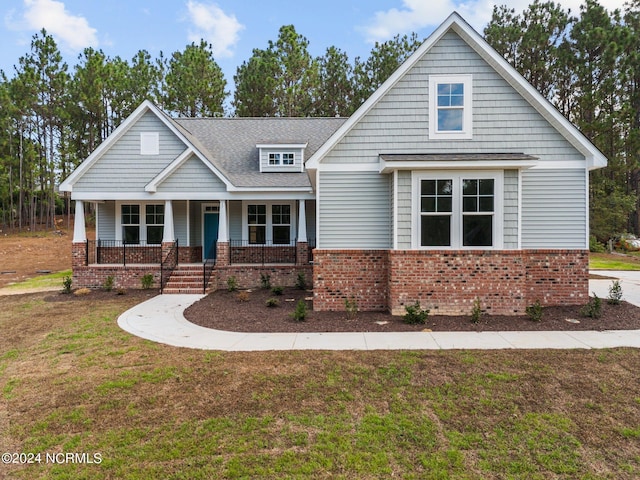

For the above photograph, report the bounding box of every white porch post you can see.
[218,200,228,242]
[298,200,307,242]
[162,200,175,242]
[72,200,86,242]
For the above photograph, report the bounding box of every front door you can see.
[204,212,219,260]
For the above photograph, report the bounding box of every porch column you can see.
[218,200,228,242]
[297,200,307,243]
[162,200,175,242]
[72,200,86,242]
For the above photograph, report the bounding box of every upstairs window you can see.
[429,75,473,139]
[268,152,295,166]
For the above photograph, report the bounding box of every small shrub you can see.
[103,275,115,292]
[260,273,271,289]
[295,272,307,290]
[141,273,153,290]
[116,288,126,295]
[581,293,602,318]
[471,297,483,324]
[266,298,279,308]
[271,286,284,296]
[74,287,91,296]
[345,296,358,319]
[62,275,72,294]
[236,290,250,302]
[525,300,544,322]
[403,301,429,325]
[291,299,308,322]
[608,280,623,305]
[227,276,238,292]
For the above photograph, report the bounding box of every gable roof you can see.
[60,99,347,193]
[305,11,607,172]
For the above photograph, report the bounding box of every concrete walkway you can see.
[117,273,640,351]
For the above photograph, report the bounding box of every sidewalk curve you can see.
[117,274,640,351]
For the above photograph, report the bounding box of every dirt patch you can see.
[184,287,640,333]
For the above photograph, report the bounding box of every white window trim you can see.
[411,171,503,249]
[140,132,159,155]
[429,75,473,140]
[241,201,297,246]
[115,201,165,244]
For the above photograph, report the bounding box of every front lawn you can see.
[1,291,639,478]
[590,252,640,270]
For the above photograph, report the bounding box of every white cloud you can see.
[20,0,98,51]
[359,0,631,44]
[185,1,244,58]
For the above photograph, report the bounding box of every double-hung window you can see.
[246,202,294,245]
[429,75,473,139]
[120,203,164,244]
[415,172,502,248]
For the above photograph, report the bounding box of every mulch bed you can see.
[184,287,640,333]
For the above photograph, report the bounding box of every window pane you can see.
[123,226,139,244]
[248,205,266,224]
[479,179,494,195]
[249,225,266,244]
[479,197,494,212]
[421,215,451,247]
[273,226,290,244]
[283,153,294,165]
[463,197,477,212]
[147,226,163,244]
[421,197,435,212]
[437,179,453,195]
[463,179,477,195]
[450,83,464,95]
[122,204,139,224]
[421,180,435,195]
[438,197,452,212]
[438,109,463,131]
[463,215,493,247]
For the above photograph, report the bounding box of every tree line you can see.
[0,0,638,245]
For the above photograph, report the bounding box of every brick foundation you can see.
[214,265,312,291]
[72,265,161,290]
[313,249,589,315]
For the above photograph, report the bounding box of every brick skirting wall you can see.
[213,265,312,291]
[313,249,589,315]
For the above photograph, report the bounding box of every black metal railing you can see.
[160,240,178,294]
[203,243,216,294]
[307,238,316,264]
[229,240,297,265]
[88,240,162,265]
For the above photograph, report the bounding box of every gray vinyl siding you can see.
[97,201,116,240]
[305,200,316,242]
[521,169,586,248]
[157,155,226,192]
[503,170,519,248]
[190,201,202,247]
[73,111,187,193]
[173,200,188,245]
[322,31,585,165]
[229,201,243,240]
[396,171,412,248]
[260,148,302,173]
[318,171,391,248]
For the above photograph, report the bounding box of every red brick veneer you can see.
[313,249,589,315]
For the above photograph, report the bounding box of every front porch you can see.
[70,199,315,293]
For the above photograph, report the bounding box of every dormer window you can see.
[268,152,295,166]
[258,142,308,172]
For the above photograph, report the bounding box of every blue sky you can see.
[1,0,629,87]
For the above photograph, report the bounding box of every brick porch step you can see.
[163,264,211,294]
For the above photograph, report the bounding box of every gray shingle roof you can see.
[171,117,347,188]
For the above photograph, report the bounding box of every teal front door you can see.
[204,213,219,260]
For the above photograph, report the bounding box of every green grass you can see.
[1,293,640,479]
[590,253,640,270]
[5,269,72,290]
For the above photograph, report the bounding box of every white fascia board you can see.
[59,100,157,191]
[256,143,308,149]
[379,160,538,173]
[70,191,315,201]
